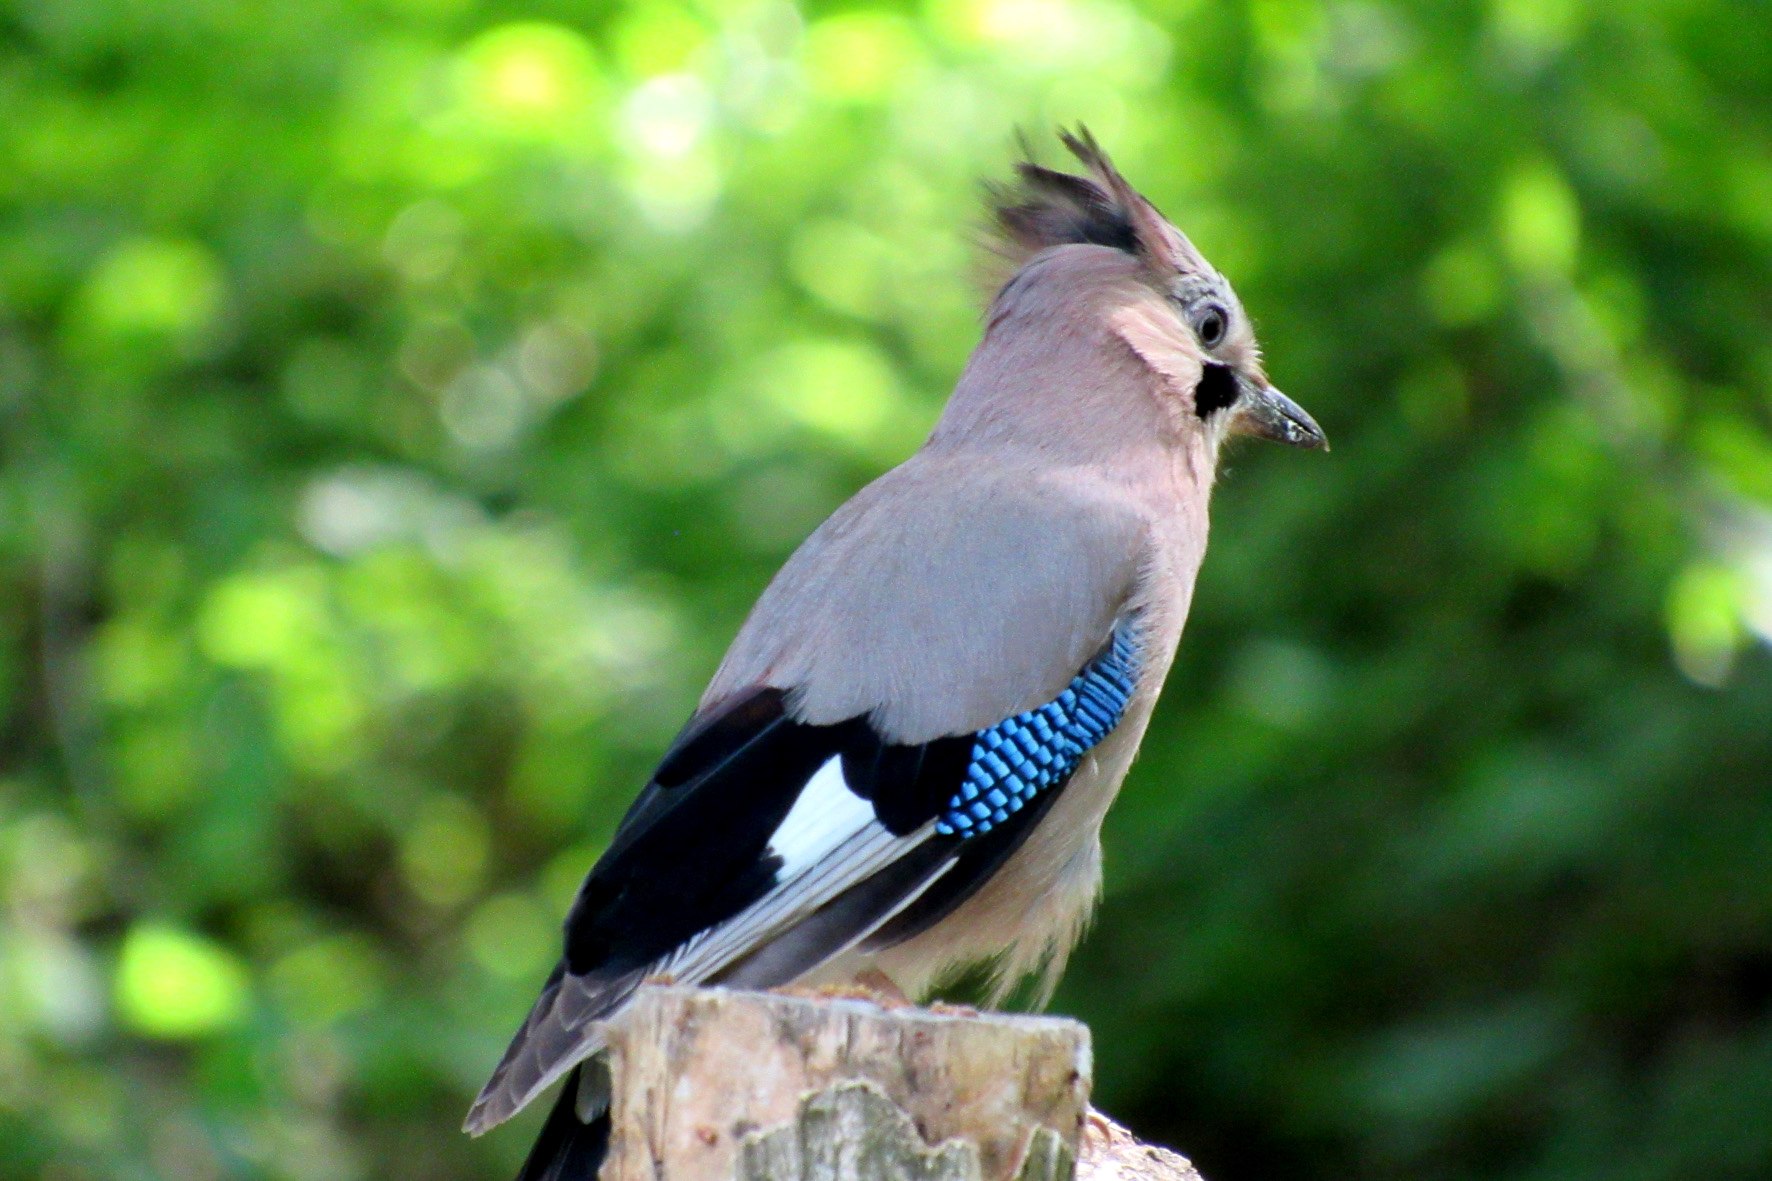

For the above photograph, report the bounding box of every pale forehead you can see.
[1171,268,1234,307]
[1165,243,1260,357]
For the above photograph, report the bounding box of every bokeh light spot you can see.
[803,13,920,102]
[620,73,714,160]
[457,22,602,127]
[268,936,385,1026]
[760,339,899,444]
[115,925,249,1039]
[399,796,491,908]
[1667,562,1747,687]
[1499,161,1581,278]
[466,892,556,979]
[71,237,224,353]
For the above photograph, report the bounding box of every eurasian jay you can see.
[464,130,1326,1179]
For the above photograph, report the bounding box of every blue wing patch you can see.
[936,624,1141,837]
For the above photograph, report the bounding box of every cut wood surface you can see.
[598,986,1204,1181]
[1078,1112,1206,1181]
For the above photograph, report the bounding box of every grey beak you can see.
[1232,382,1328,451]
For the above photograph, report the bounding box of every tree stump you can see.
[599,986,1205,1181]
[1077,1113,1206,1181]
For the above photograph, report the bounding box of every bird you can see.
[464,129,1326,1180]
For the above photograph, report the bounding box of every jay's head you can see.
[955,129,1326,463]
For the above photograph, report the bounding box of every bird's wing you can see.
[466,458,1153,1134]
[463,686,963,1134]
[464,620,1146,1135]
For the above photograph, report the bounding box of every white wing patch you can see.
[652,755,937,985]
[468,752,958,1131]
[768,755,878,875]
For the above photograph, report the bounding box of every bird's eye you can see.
[1194,304,1228,349]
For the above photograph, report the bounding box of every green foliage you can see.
[1,0,1769,1178]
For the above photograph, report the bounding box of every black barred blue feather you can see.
[939,625,1140,836]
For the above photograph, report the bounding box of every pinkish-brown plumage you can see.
[467,131,1326,1180]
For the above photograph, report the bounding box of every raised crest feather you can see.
[988,127,1210,277]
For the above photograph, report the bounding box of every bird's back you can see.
[707,449,1160,741]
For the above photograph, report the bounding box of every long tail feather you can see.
[514,1069,611,1181]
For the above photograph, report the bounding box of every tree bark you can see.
[1077,1112,1205,1181]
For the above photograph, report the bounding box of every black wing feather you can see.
[840,734,973,836]
[471,671,1100,1139]
[564,691,979,977]
[564,689,832,975]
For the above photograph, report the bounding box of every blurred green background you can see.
[2,0,1770,1178]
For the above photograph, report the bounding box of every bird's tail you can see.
[514,1067,612,1181]
[466,963,641,1134]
